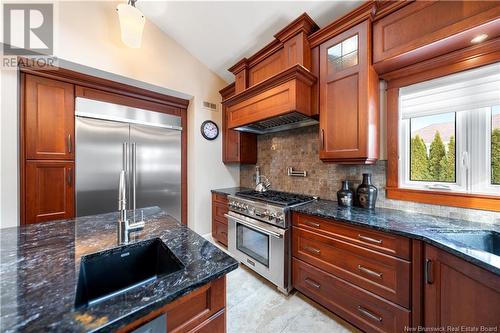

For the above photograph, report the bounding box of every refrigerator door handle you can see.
[132,142,137,212]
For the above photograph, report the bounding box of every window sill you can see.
[386,187,500,212]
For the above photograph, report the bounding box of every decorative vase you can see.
[356,173,378,209]
[337,180,353,207]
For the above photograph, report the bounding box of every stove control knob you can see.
[248,207,255,215]
[270,212,277,220]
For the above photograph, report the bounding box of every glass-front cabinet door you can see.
[327,34,359,76]
[319,19,379,164]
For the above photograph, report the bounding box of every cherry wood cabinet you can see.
[25,161,74,224]
[292,213,412,332]
[319,20,379,164]
[424,245,500,328]
[22,74,76,225]
[219,83,257,164]
[24,74,75,160]
[117,276,227,333]
[293,258,410,333]
[373,1,500,74]
[211,193,229,246]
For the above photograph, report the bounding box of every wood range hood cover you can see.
[222,13,320,135]
[224,65,317,134]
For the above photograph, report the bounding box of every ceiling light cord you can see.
[128,0,137,7]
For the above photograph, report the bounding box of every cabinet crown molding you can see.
[222,64,316,105]
[274,12,319,42]
[309,1,377,48]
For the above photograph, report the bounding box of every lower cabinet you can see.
[291,213,412,333]
[25,160,74,224]
[118,276,226,333]
[293,258,410,333]
[212,193,229,246]
[424,245,500,328]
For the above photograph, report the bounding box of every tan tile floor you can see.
[225,259,361,333]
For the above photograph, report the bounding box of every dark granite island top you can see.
[0,207,238,333]
[292,200,500,276]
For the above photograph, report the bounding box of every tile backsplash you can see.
[240,125,500,224]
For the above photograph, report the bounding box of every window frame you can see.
[399,112,465,192]
[384,50,500,213]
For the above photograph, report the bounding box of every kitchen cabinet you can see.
[25,160,74,224]
[424,244,500,328]
[21,74,76,225]
[24,74,75,160]
[318,19,379,164]
[292,212,412,332]
[212,193,229,246]
[372,1,500,74]
[219,83,257,164]
[118,276,226,333]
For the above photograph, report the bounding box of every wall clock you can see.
[200,120,219,140]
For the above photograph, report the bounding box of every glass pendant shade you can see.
[116,3,145,48]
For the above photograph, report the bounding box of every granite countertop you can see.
[0,207,238,333]
[211,187,252,196]
[292,200,500,275]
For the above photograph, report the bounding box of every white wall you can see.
[0,1,239,233]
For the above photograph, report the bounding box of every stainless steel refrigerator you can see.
[75,97,182,222]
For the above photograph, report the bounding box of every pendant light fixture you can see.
[116,0,145,48]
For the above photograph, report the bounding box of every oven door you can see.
[225,211,289,293]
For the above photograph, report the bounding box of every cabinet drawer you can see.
[212,193,228,204]
[293,227,410,307]
[213,202,228,222]
[293,258,410,333]
[293,213,411,260]
[213,220,228,246]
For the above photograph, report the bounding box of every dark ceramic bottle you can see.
[337,180,353,207]
[356,173,377,209]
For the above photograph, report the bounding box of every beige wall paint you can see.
[0,1,239,232]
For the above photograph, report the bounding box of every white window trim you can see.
[398,106,500,195]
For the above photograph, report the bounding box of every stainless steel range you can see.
[225,190,314,294]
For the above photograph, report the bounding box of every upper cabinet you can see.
[24,74,75,160]
[219,83,257,164]
[318,20,379,164]
[373,1,500,74]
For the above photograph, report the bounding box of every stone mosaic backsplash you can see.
[240,125,500,224]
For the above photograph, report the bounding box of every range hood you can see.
[223,65,318,135]
[234,112,318,135]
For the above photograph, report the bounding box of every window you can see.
[399,63,500,195]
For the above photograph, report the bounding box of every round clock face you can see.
[201,120,219,140]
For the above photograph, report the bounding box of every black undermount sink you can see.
[435,230,500,256]
[75,238,184,308]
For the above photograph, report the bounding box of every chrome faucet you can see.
[118,170,145,245]
[254,166,271,192]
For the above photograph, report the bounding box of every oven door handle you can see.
[224,213,283,239]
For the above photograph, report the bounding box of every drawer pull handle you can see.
[357,306,382,322]
[358,265,383,278]
[304,221,320,228]
[305,278,321,289]
[304,246,321,255]
[358,234,383,244]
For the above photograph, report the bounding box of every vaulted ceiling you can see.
[139,1,364,83]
